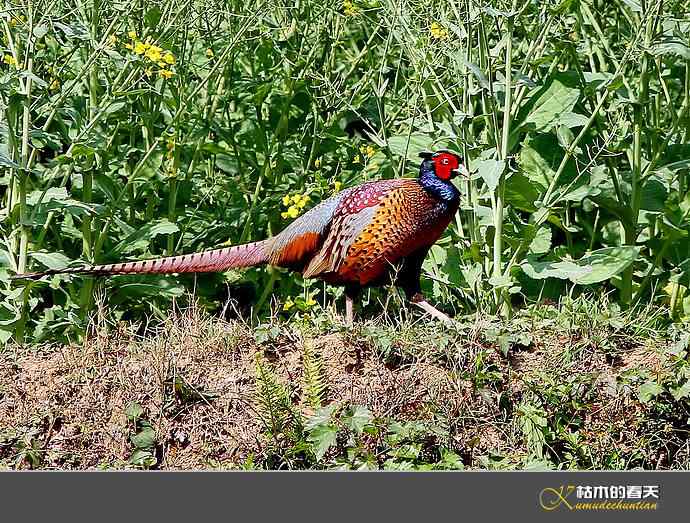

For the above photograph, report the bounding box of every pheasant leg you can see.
[410,294,453,325]
[345,294,354,325]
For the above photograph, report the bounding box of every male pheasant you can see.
[15,150,468,324]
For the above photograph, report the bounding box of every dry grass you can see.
[0,303,685,470]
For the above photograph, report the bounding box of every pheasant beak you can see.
[450,164,470,178]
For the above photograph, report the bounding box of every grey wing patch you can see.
[303,205,377,278]
[265,192,343,265]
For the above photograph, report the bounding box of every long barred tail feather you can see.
[11,240,269,280]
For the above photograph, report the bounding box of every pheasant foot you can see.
[410,294,454,325]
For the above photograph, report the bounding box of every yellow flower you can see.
[145,46,162,62]
[430,22,449,40]
[133,41,146,54]
[334,181,342,192]
[159,69,174,79]
[359,144,376,158]
[163,52,175,65]
[305,296,317,307]
[343,0,359,16]
[664,281,687,299]
[2,54,17,67]
[107,34,118,46]
[282,195,308,215]
[128,30,137,40]
[145,67,153,77]
[353,154,360,164]
[125,43,133,50]
[314,158,321,169]
[283,298,294,311]
[157,61,167,69]
[49,78,60,90]
[206,48,214,58]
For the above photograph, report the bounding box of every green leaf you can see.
[650,39,690,60]
[305,405,336,430]
[436,449,464,470]
[149,220,180,237]
[461,59,490,90]
[128,449,157,467]
[555,112,589,128]
[19,71,48,89]
[105,101,127,114]
[461,262,483,290]
[115,219,180,254]
[488,274,512,289]
[521,247,640,285]
[669,332,690,356]
[253,324,281,345]
[30,251,72,270]
[33,25,49,39]
[505,172,542,211]
[638,381,663,403]
[0,152,20,169]
[640,178,668,212]
[110,281,185,300]
[387,134,434,161]
[517,403,547,458]
[307,424,338,460]
[0,328,13,344]
[27,187,69,206]
[342,405,373,434]
[125,402,144,422]
[521,257,590,281]
[620,0,641,11]
[144,6,162,29]
[475,158,505,193]
[519,134,575,193]
[671,381,690,401]
[529,227,552,255]
[130,425,156,449]
[515,72,581,133]
[572,246,640,285]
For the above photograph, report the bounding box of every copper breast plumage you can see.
[317,179,457,286]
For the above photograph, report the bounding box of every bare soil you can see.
[0,305,681,470]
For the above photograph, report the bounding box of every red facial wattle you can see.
[432,153,460,180]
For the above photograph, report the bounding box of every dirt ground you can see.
[0,305,682,470]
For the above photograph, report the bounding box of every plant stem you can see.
[621,0,656,305]
[492,8,515,316]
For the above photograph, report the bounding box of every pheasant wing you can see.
[265,193,342,269]
[302,180,406,278]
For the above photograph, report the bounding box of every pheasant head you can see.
[418,149,469,181]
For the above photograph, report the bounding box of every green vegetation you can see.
[1,298,689,470]
[1,0,690,470]
[1,0,689,343]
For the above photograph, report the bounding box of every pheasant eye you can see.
[442,158,449,165]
